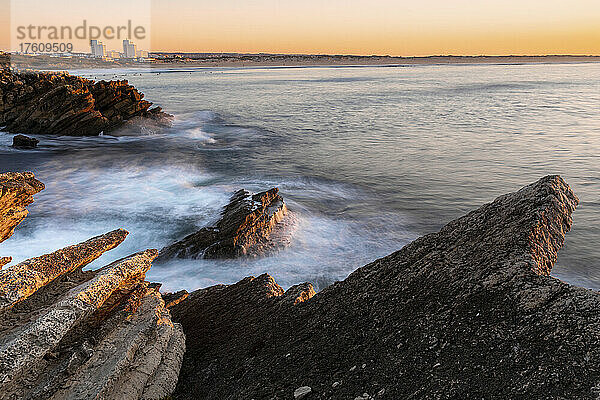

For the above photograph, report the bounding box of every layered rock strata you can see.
[171,176,600,399]
[159,187,288,260]
[0,243,184,400]
[0,172,44,243]
[0,68,172,136]
[0,172,184,400]
[0,229,128,312]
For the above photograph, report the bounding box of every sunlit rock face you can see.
[0,172,44,243]
[0,173,184,400]
[170,176,600,400]
[0,68,172,136]
[158,187,288,260]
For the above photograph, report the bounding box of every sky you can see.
[1,0,600,56]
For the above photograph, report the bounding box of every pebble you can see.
[294,386,312,399]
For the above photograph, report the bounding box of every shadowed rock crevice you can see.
[171,176,600,400]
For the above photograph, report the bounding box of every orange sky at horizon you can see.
[1,0,599,56]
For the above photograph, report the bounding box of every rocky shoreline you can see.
[0,174,184,400]
[0,67,172,137]
[1,173,599,399]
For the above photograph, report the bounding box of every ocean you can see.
[1,62,598,292]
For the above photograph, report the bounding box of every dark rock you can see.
[0,68,173,136]
[171,176,600,399]
[11,134,38,149]
[159,187,288,260]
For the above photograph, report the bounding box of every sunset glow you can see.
[1,0,599,55]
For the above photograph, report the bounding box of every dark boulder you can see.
[158,187,288,260]
[11,134,38,149]
[170,176,600,399]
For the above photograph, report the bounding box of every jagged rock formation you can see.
[11,134,38,149]
[171,176,600,399]
[159,187,288,260]
[0,172,184,400]
[0,68,172,136]
[0,172,44,243]
[0,239,185,400]
[0,229,128,312]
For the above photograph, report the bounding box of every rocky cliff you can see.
[0,68,172,136]
[171,176,600,399]
[0,172,184,400]
[159,187,288,260]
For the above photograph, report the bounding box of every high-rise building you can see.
[122,39,138,59]
[90,40,106,58]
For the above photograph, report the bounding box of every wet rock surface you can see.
[11,134,38,149]
[171,176,600,399]
[159,187,288,260]
[0,68,172,136]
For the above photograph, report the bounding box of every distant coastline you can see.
[3,52,600,70]
[151,54,600,67]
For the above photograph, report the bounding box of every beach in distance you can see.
[7,52,600,70]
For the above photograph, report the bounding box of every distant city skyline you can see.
[1,0,599,56]
[90,39,148,59]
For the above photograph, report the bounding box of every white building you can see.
[122,39,138,59]
[90,40,106,58]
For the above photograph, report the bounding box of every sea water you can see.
[0,63,598,291]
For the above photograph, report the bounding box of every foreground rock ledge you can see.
[0,244,184,400]
[0,68,172,136]
[159,187,288,260]
[0,229,128,312]
[171,176,600,399]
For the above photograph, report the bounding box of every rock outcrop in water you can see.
[0,172,44,243]
[0,173,184,400]
[159,187,288,260]
[0,68,172,136]
[171,176,600,399]
[11,134,38,149]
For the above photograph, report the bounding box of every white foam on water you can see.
[149,200,414,292]
[0,160,230,272]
